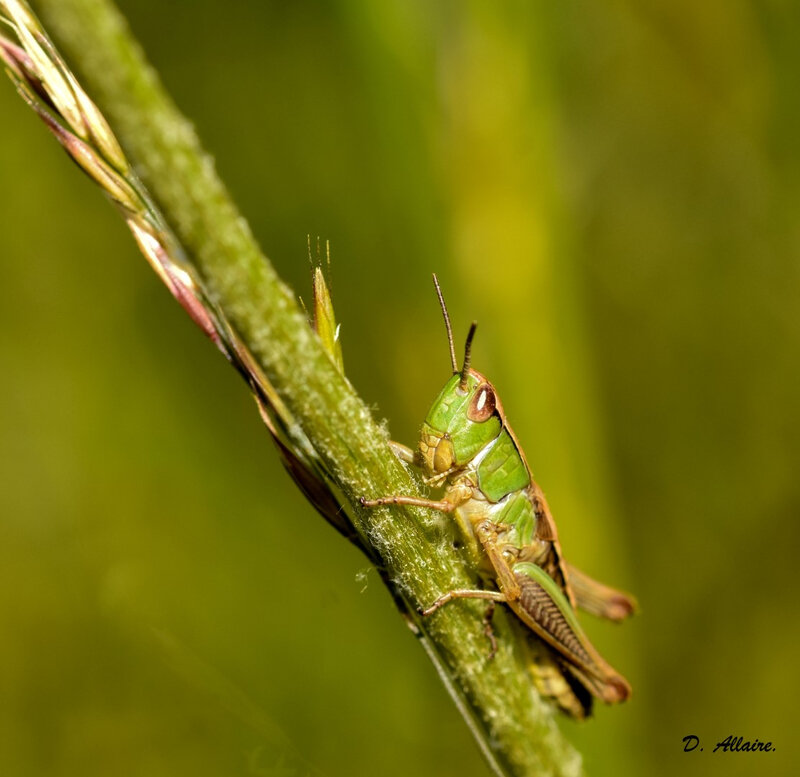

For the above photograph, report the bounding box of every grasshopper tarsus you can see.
[419,600,439,618]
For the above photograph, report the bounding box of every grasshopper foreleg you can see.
[386,441,455,486]
[388,441,416,464]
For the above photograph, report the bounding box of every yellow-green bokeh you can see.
[1,2,798,776]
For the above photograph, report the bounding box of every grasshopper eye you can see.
[467,384,496,422]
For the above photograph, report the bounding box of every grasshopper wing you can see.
[565,562,638,622]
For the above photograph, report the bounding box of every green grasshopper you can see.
[362,276,634,718]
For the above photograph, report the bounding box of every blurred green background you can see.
[1,1,798,775]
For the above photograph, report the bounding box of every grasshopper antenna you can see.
[460,321,478,391]
[433,273,458,374]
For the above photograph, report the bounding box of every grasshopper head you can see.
[419,369,502,476]
[421,275,503,476]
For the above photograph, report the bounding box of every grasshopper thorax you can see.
[419,369,503,476]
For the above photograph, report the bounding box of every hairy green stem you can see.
[20,1,583,774]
